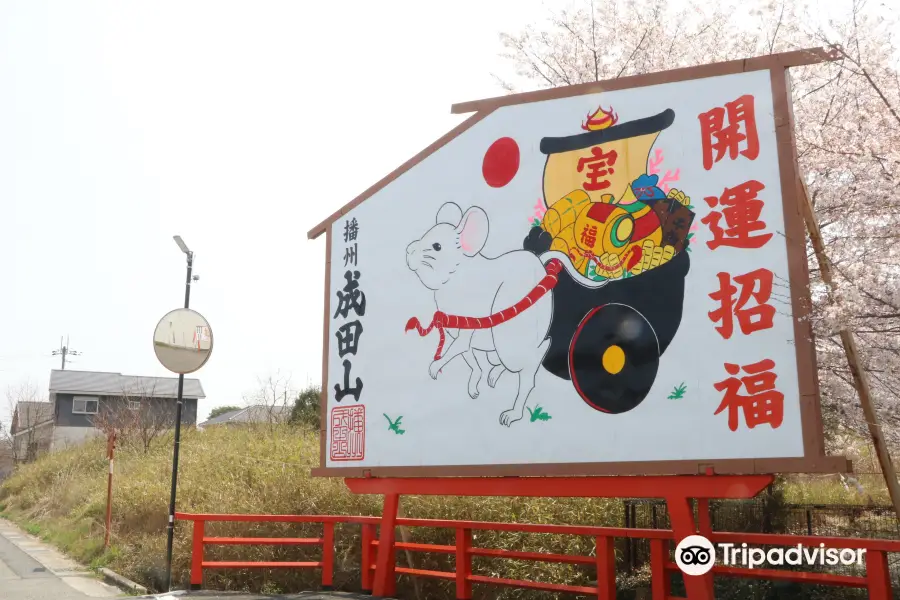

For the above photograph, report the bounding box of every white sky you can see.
[0,0,890,423]
[0,0,552,422]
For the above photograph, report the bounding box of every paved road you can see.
[0,520,121,600]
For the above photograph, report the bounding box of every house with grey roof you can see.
[199,404,291,428]
[43,369,205,453]
[8,400,56,462]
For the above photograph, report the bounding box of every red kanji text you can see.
[701,180,773,250]
[580,224,598,248]
[708,269,776,339]
[698,94,760,171]
[713,359,784,431]
[577,147,618,191]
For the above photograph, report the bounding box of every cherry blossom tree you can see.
[497,0,900,449]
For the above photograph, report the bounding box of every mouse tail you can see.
[538,251,610,289]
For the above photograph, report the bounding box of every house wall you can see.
[13,422,54,462]
[54,393,198,427]
[49,426,104,452]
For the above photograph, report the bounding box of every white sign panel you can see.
[320,69,825,476]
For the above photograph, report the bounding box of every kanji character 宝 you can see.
[335,320,364,358]
[580,224,598,248]
[713,359,784,431]
[577,147,618,191]
[701,180,773,250]
[334,359,363,402]
[708,269,776,339]
[344,243,358,267]
[698,94,760,171]
[343,218,359,243]
[333,270,366,319]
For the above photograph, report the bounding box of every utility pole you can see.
[51,336,81,370]
[164,236,194,592]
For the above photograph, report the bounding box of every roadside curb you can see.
[126,591,186,599]
[99,566,150,595]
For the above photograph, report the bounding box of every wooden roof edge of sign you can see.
[450,46,842,115]
[306,45,841,241]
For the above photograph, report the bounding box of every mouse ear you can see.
[436,202,463,226]
[456,206,489,257]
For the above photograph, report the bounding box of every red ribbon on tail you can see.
[405,258,564,360]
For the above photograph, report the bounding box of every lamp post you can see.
[164,235,194,592]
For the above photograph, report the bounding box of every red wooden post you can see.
[372,493,400,597]
[361,523,375,593]
[649,539,671,600]
[666,496,713,600]
[455,528,472,600]
[190,519,205,590]
[865,549,892,600]
[594,535,615,600]
[322,522,335,589]
[104,433,116,549]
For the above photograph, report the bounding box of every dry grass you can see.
[0,424,625,598]
[0,425,893,599]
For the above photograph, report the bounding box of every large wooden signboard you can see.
[309,49,850,477]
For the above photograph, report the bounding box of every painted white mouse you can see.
[406,201,553,427]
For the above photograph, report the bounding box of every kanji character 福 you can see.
[701,180,773,250]
[580,224,598,249]
[333,270,366,319]
[334,359,363,402]
[708,268,776,339]
[577,147,618,191]
[343,218,359,243]
[713,359,784,431]
[335,320,364,358]
[344,243,358,267]
[698,94,760,171]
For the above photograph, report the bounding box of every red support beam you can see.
[866,550,892,600]
[595,535,616,600]
[666,495,714,600]
[361,523,375,593]
[322,522,334,589]
[190,520,205,590]
[455,528,472,600]
[697,499,712,537]
[650,539,671,600]
[372,493,400,597]
[345,475,773,499]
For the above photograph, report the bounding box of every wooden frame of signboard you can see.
[307,46,851,479]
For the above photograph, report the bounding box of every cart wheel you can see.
[568,303,660,414]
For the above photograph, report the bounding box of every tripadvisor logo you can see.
[675,535,866,576]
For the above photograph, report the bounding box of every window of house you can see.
[72,396,99,414]
[129,400,141,411]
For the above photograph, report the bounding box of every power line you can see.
[51,335,81,370]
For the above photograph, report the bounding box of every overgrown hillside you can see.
[0,424,627,597]
[0,424,890,598]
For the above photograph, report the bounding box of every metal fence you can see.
[619,497,900,598]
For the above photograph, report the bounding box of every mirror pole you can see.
[164,251,194,591]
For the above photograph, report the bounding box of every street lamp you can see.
[164,235,194,592]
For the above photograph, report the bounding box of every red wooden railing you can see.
[175,512,900,599]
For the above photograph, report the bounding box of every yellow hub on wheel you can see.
[601,345,626,375]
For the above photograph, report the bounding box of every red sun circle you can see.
[482,137,520,188]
